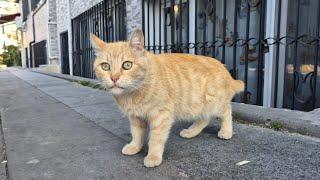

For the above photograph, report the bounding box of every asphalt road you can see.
[0,69,319,180]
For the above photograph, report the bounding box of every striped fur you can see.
[92,29,244,167]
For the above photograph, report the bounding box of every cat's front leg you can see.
[144,112,173,168]
[122,115,147,155]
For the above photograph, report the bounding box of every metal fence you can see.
[142,0,320,111]
[32,40,47,67]
[60,32,70,74]
[72,0,126,79]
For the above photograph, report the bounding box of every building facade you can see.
[0,0,20,55]
[18,0,320,111]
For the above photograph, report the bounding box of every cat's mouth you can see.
[109,84,124,89]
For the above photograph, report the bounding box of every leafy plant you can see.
[0,45,21,67]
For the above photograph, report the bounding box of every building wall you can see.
[0,22,20,54]
[69,0,103,18]
[126,0,143,36]
[56,0,70,71]
[55,0,103,74]
[22,0,143,71]
[20,0,61,67]
[48,0,58,64]
[33,3,48,43]
[56,0,69,33]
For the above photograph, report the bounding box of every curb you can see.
[232,103,320,138]
[31,69,320,138]
[31,69,100,84]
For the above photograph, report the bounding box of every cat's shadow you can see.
[171,121,220,137]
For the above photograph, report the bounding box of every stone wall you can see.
[125,0,143,36]
[56,0,70,70]
[56,0,69,33]
[69,0,103,18]
[33,3,48,42]
[48,0,58,64]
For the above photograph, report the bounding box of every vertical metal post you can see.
[313,1,320,109]
[170,0,175,52]
[186,0,189,53]
[179,0,183,52]
[194,0,197,54]
[147,0,150,50]
[273,0,282,107]
[292,0,300,110]
[257,0,266,106]
[115,0,118,41]
[103,0,107,41]
[201,14,206,55]
[142,0,145,39]
[212,0,216,58]
[222,0,226,64]
[232,0,238,79]
[106,0,109,42]
[244,2,250,103]
[164,0,167,52]
[153,0,156,53]
[159,0,162,53]
[111,0,115,41]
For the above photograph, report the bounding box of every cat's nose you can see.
[111,75,120,83]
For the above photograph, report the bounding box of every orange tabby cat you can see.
[91,29,244,168]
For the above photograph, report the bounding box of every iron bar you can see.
[232,0,238,79]
[257,0,266,106]
[274,0,282,107]
[222,0,226,64]
[244,2,250,103]
[170,0,175,52]
[313,0,320,109]
[292,0,300,110]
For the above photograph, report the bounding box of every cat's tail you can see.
[232,80,245,94]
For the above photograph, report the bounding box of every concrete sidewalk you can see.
[0,69,319,179]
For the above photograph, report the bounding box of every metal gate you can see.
[280,0,320,111]
[25,47,29,68]
[32,40,47,67]
[72,0,126,79]
[142,0,320,111]
[60,32,70,74]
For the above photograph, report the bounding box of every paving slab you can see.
[0,70,182,180]
[1,69,320,180]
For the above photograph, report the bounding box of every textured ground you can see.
[0,69,319,180]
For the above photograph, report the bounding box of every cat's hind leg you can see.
[217,105,233,140]
[180,119,210,139]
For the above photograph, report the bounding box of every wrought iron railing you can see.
[142,0,320,111]
[72,0,126,79]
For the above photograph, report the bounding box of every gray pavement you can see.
[0,69,319,180]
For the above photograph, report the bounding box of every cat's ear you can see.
[91,34,105,55]
[129,29,144,52]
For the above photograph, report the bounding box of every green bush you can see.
[0,45,21,67]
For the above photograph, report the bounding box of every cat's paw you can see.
[217,129,233,140]
[121,144,141,155]
[144,154,162,168]
[179,129,196,139]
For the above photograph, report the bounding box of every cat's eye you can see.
[101,63,110,71]
[122,61,133,70]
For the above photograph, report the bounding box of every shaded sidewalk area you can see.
[0,69,319,179]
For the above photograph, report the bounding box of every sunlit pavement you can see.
[0,69,319,180]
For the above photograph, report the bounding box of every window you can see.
[31,0,41,11]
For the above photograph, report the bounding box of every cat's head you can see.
[91,29,148,96]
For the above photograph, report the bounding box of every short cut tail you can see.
[232,80,245,94]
